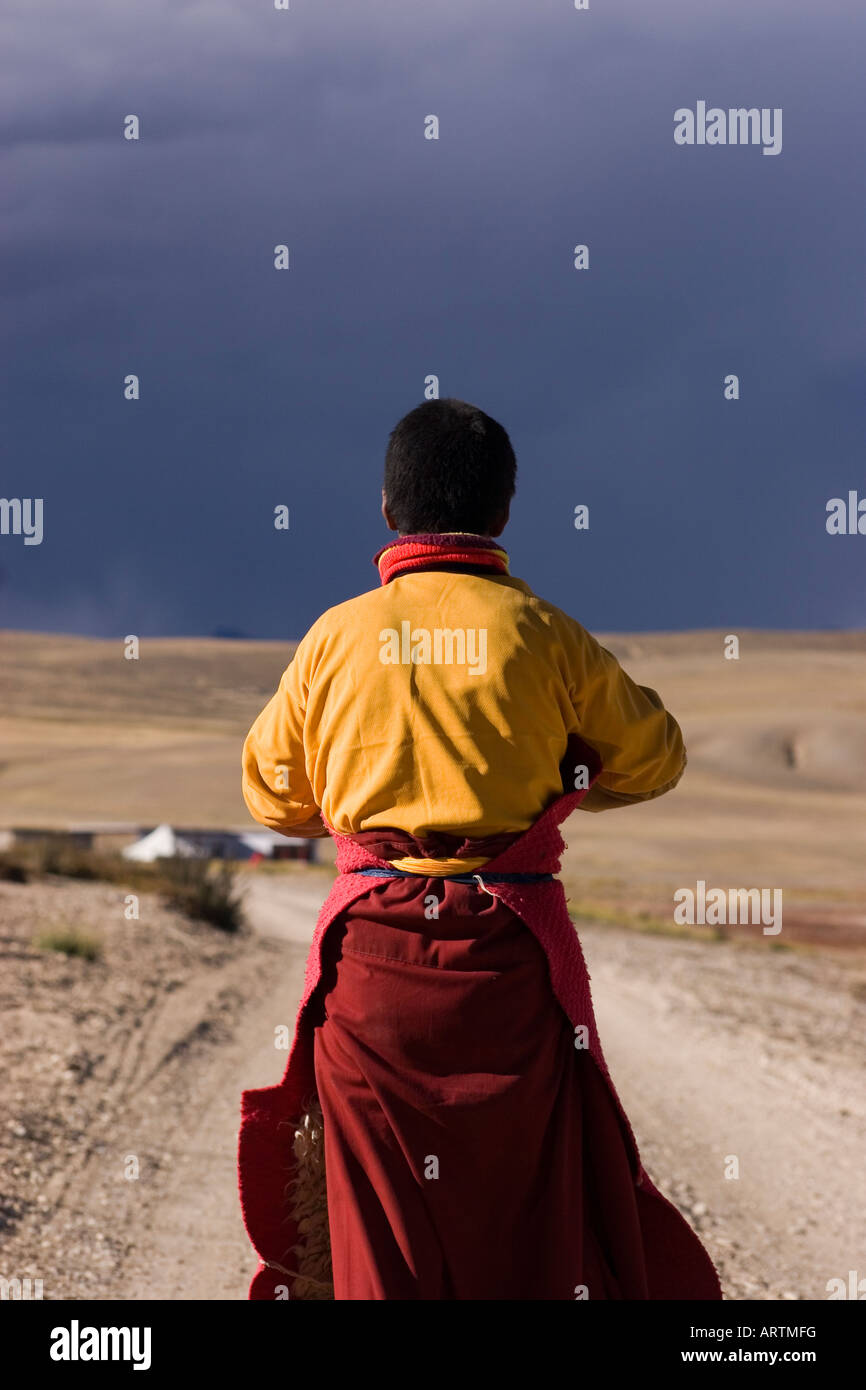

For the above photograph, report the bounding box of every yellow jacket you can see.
[241,569,685,841]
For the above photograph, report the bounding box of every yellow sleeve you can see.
[566,626,687,812]
[241,637,328,838]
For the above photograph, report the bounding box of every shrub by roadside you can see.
[33,925,103,961]
[161,858,245,934]
[0,842,245,933]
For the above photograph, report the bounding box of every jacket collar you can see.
[373,532,510,585]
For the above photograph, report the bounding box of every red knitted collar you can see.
[373,532,510,586]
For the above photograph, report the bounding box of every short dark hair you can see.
[383,398,517,534]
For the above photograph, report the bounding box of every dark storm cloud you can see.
[1,0,864,637]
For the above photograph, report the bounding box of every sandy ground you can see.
[2,866,863,1302]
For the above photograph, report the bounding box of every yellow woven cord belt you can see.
[387,854,491,876]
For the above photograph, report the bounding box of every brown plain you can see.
[1,628,863,945]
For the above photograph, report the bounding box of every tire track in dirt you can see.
[0,876,312,1300]
[106,873,332,1299]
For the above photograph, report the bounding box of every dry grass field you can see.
[558,631,866,946]
[1,627,863,942]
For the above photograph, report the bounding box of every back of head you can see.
[384,398,517,535]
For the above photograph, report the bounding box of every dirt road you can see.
[0,873,321,1302]
[117,873,866,1302]
[4,869,863,1300]
[583,926,866,1301]
[117,873,337,1301]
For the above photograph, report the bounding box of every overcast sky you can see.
[2,0,864,638]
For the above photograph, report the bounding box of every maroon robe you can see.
[237,750,722,1301]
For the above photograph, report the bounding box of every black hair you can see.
[383,398,517,534]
